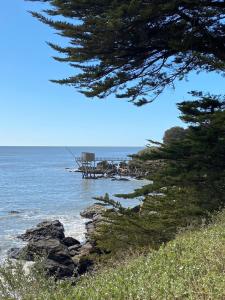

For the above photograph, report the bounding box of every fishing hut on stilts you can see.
[74,152,133,179]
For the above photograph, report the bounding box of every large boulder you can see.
[18,238,69,261]
[18,220,65,242]
[43,258,76,279]
[80,204,106,219]
[15,238,77,279]
[9,218,101,280]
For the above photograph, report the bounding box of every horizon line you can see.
[0,145,144,147]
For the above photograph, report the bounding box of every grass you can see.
[1,211,225,299]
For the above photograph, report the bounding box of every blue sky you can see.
[0,0,224,146]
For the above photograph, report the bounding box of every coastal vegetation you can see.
[91,91,225,254]
[1,209,225,299]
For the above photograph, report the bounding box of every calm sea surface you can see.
[0,146,145,262]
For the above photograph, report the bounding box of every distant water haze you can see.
[0,146,146,262]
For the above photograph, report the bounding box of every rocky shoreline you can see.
[8,204,105,280]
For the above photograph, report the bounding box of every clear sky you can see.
[0,0,224,146]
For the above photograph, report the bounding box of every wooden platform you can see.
[74,156,132,179]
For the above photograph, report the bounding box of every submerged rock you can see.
[8,210,21,215]
[111,177,130,181]
[18,220,65,242]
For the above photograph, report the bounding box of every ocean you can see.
[0,146,145,262]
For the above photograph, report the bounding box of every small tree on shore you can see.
[163,126,186,144]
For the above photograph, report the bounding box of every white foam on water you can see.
[21,210,87,241]
[38,213,87,242]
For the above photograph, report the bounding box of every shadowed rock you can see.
[16,238,70,261]
[62,237,80,247]
[8,218,97,279]
[18,220,65,242]
[14,237,77,279]
[43,258,77,279]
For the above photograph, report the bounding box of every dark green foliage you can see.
[93,187,206,252]
[92,92,225,252]
[142,92,225,208]
[130,92,225,203]
[163,126,187,144]
[28,0,225,105]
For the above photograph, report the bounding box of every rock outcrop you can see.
[9,205,108,280]
[9,220,83,279]
[18,220,65,242]
[80,204,106,219]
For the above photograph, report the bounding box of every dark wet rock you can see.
[8,210,21,215]
[77,257,93,275]
[135,176,144,180]
[17,238,70,261]
[9,215,105,279]
[10,235,78,279]
[48,247,72,266]
[80,204,106,219]
[18,220,65,242]
[16,237,77,279]
[43,258,77,279]
[111,177,130,181]
[62,237,80,248]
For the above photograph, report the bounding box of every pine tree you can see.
[28,0,225,105]
[133,91,225,210]
[93,187,206,252]
[92,92,225,253]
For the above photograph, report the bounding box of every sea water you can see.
[0,146,146,262]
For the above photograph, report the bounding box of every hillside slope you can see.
[73,212,225,300]
[1,212,225,300]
